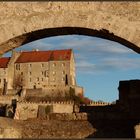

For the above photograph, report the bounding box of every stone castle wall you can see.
[14,101,75,120]
[87,101,112,106]
[24,85,83,98]
[0,95,18,105]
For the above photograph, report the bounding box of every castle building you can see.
[0,49,83,96]
[14,49,76,89]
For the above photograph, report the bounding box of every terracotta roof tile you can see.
[15,49,72,63]
[0,57,10,68]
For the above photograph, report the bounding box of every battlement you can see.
[14,101,75,120]
[87,101,112,106]
[18,100,75,105]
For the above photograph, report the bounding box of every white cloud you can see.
[20,40,55,51]
[14,35,140,75]
[102,58,140,70]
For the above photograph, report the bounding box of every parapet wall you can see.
[0,95,18,104]
[14,101,75,120]
[25,85,83,98]
[87,101,112,106]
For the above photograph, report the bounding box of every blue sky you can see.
[3,35,140,102]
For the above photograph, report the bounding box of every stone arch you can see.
[0,2,139,54]
[0,27,140,55]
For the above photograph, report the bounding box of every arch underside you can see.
[0,27,140,55]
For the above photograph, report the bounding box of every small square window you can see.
[16,64,20,70]
[62,63,65,66]
[53,63,56,67]
[53,71,56,75]
[4,71,6,74]
[62,77,65,81]
[62,71,65,74]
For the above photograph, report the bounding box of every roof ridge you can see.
[15,49,72,63]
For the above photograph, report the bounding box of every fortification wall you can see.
[0,95,18,104]
[14,101,74,120]
[25,85,83,98]
[87,101,112,106]
[44,113,88,121]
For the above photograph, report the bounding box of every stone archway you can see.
[0,2,139,54]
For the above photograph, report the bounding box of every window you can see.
[62,71,65,74]
[42,78,43,81]
[29,72,32,75]
[37,77,39,81]
[30,78,32,82]
[4,70,6,74]
[62,63,65,67]
[29,64,32,67]
[44,70,48,77]
[53,63,56,67]
[42,63,44,67]
[42,71,44,75]
[53,71,56,75]
[16,64,20,70]
[19,64,20,70]
[62,77,65,81]
[21,72,23,75]
[0,79,1,83]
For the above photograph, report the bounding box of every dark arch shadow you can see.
[0,27,140,54]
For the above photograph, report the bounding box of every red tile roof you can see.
[15,49,72,63]
[0,57,10,68]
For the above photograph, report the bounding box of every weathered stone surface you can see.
[0,117,94,139]
[0,2,139,55]
[135,124,140,139]
[0,117,22,138]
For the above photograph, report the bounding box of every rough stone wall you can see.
[0,2,139,54]
[0,117,94,139]
[15,102,38,120]
[135,124,140,139]
[14,101,75,120]
[42,113,88,121]
[24,85,83,98]
[52,104,73,113]
[0,95,18,104]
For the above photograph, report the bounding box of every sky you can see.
[3,35,140,102]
